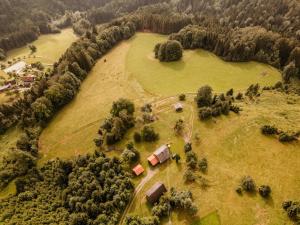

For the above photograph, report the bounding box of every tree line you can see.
[169,25,300,81]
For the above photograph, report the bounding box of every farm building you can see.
[146,182,167,204]
[147,154,159,166]
[132,164,145,176]
[4,61,26,75]
[174,103,183,112]
[147,144,170,166]
[21,75,35,83]
[0,84,11,93]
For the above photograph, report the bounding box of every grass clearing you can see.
[37,33,300,224]
[191,211,221,225]
[5,28,77,65]
[126,33,281,95]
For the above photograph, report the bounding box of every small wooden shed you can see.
[174,103,183,112]
[132,164,145,176]
[146,182,167,204]
[147,154,159,166]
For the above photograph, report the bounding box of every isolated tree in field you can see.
[241,176,256,192]
[259,185,271,198]
[174,119,184,135]
[29,45,37,53]
[184,142,192,152]
[154,40,183,62]
[195,86,213,107]
[173,153,181,163]
[179,94,186,101]
[141,126,159,142]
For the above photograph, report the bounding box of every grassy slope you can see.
[37,33,300,225]
[126,33,281,95]
[125,93,300,225]
[38,42,153,165]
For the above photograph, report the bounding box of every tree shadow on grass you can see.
[175,209,201,225]
[160,60,186,71]
[263,195,275,207]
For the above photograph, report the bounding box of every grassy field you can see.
[36,33,300,225]
[124,92,300,225]
[5,28,77,65]
[126,33,281,95]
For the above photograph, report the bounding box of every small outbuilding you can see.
[147,154,159,166]
[146,182,167,204]
[132,164,145,176]
[174,103,183,112]
[22,75,35,83]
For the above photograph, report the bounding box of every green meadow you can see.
[126,33,281,95]
[9,33,300,224]
[5,28,77,65]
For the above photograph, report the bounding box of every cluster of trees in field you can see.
[261,125,300,143]
[169,25,300,81]
[236,176,272,199]
[176,0,300,40]
[95,99,136,146]
[126,188,198,225]
[195,85,241,121]
[183,143,209,188]
[0,151,134,225]
[154,40,183,62]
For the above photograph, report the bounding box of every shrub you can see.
[198,158,208,173]
[199,107,212,120]
[184,143,192,152]
[184,169,196,182]
[230,105,241,114]
[186,151,198,169]
[141,126,159,142]
[279,132,297,142]
[261,125,278,135]
[179,94,186,101]
[195,86,213,107]
[226,88,234,96]
[241,176,256,192]
[236,93,243,100]
[236,186,243,195]
[258,185,271,198]
[141,103,152,113]
[174,119,184,135]
[151,195,171,218]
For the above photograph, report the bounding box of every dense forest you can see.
[0,151,134,225]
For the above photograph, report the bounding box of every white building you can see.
[4,61,26,75]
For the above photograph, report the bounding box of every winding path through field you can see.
[119,169,158,225]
